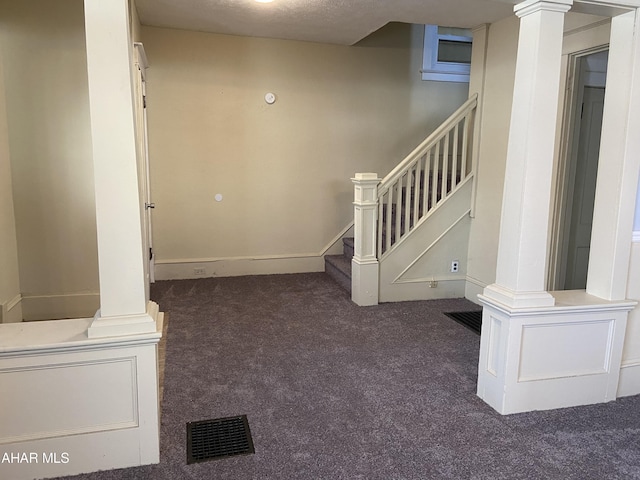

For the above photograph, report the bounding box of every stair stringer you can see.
[379,179,472,302]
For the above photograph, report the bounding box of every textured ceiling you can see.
[135,0,520,45]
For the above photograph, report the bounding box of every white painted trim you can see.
[421,25,472,83]
[1,293,22,323]
[21,293,99,322]
[515,0,573,18]
[394,275,469,284]
[617,359,640,397]
[380,175,474,260]
[89,301,159,338]
[0,317,161,479]
[465,276,487,305]
[393,209,471,284]
[469,24,489,218]
[155,256,325,280]
[6,293,21,312]
[320,222,354,256]
[478,291,634,414]
[563,18,611,37]
[155,223,354,280]
[632,230,640,242]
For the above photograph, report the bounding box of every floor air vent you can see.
[187,415,255,464]
[444,310,482,335]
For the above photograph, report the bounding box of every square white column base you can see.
[351,258,379,306]
[477,290,636,414]
[88,301,160,338]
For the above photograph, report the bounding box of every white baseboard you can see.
[155,224,354,280]
[618,360,640,397]
[1,293,23,323]
[464,276,486,305]
[21,293,100,321]
[379,278,467,302]
[155,255,325,280]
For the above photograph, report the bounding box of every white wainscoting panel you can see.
[0,357,137,443]
[518,320,613,381]
[477,290,635,414]
[0,314,162,480]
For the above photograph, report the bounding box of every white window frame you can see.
[421,25,472,83]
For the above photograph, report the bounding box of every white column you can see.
[84,0,156,337]
[351,173,380,306]
[587,9,640,300]
[482,0,572,309]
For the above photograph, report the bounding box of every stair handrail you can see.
[379,93,478,190]
[376,94,478,259]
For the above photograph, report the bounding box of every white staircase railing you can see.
[351,94,478,306]
[377,93,478,258]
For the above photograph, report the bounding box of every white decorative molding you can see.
[633,230,640,243]
[0,357,138,444]
[618,360,640,397]
[88,300,160,338]
[379,179,472,303]
[518,319,613,381]
[515,0,573,18]
[464,276,486,305]
[0,315,161,479]
[393,209,471,284]
[1,293,22,323]
[21,293,99,321]
[477,290,636,414]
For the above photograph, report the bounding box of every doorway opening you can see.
[550,48,609,291]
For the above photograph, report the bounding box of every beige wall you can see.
[142,23,469,277]
[0,43,22,323]
[465,15,519,301]
[0,0,99,319]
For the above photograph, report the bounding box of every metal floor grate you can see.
[187,415,255,464]
[444,310,482,335]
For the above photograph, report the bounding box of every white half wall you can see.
[0,316,162,479]
[619,239,640,396]
[478,290,634,414]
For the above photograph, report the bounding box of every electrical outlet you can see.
[451,260,459,273]
[428,280,438,288]
[194,267,206,276]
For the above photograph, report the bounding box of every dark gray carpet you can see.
[58,273,640,479]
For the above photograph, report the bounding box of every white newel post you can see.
[352,173,381,306]
[84,0,158,337]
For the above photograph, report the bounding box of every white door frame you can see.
[133,42,155,300]
[549,45,609,291]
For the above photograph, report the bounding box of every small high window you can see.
[422,25,472,83]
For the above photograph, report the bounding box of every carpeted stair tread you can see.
[342,237,354,259]
[324,254,351,293]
